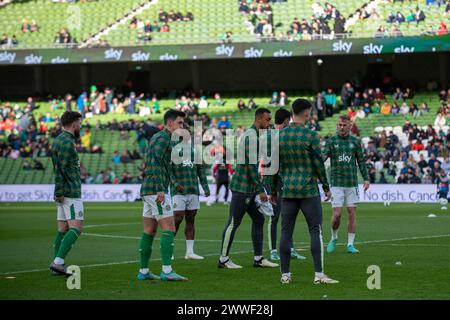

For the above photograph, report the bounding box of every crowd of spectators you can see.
[2,80,450,186]
[130,8,194,44]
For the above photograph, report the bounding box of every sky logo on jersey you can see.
[338,154,352,163]
[182,160,194,168]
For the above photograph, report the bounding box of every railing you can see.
[0,31,444,50]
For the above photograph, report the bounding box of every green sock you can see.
[139,232,154,269]
[160,230,175,267]
[53,231,66,258]
[56,228,81,259]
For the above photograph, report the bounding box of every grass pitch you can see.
[0,202,449,300]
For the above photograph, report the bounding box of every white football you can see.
[414,199,421,204]
[384,201,391,207]
[439,198,448,205]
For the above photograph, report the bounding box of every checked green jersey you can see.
[141,128,173,196]
[230,124,265,194]
[265,123,330,199]
[51,131,81,198]
[169,142,210,196]
[323,134,369,188]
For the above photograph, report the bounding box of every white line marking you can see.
[1,234,449,276]
[0,250,253,276]
[84,223,140,229]
[83,232,253,243]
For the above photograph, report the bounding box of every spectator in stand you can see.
[400,102,410,116]
[397,172,409,183]
[112,151,121,165]
[237,99,246,111]
[391,102,400,114]
[412,139,425,151]
[160,22,170,32]
[381,101,391,115]
[437,21,448,35]
[324,88,336,117]
[213,93,225,106]
[415,6,426,24]
[279,91,288,106]
[396,11,406,23]
[159,9,168,22]
[314,92,325,121]
[434,112,446,128]
[393,87,404,102]
[269,92,279,106]
[120,151,131,164]
[217,116,232,130]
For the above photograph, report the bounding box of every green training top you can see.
[169,142,210,196]
[230,124,265,194]
[266,122,330,199]
[323,134,369,188]
[52,131,81,198]
[141,128,173,196]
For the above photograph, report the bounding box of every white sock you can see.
[282,272,291,278]
[271,249,277,254]
[162,265,172,274]
[254,255,263,261]
[331,229,338,240]
[53,257,64,265]
[139,268,149,274]
[315,272,324,278]
[186,240,194,254]
[220,255,229,263]
[348,233,356,246]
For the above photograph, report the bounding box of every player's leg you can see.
[156,195,188,281]
[173,195,187,259]
[346,187,360,253]
[184,194,203,259]
[223,181,230,204]
[327,187,344,253]
[248,196,278,268]
[137,195,161,280]
[215,181,223,203]
[50,198,84,276]
[54,221,69,259]
[51,214,69,276]
[300,197,338,284]
[137,217,160,280]
[218,191,246,268]
[279,198,299,283]
[173,194,186,232]
[268,202,280,261]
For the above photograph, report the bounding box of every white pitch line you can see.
[0,250,254,276]
[84,223,140,229]
[83,232,253,243]
[2,234,450,276]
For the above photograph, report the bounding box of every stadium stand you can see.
[1,85,447,185]
[1,0,447,48]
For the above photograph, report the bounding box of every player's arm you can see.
[245,137,266,195]
[356,138,370,190]
[322,137,331,161]
[196,162,210,197]
[310,132,331,196]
